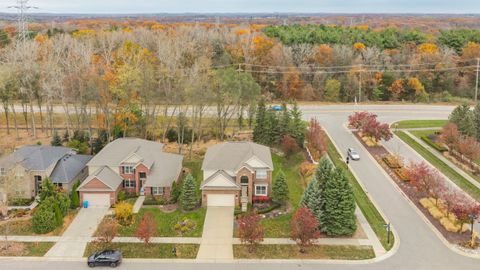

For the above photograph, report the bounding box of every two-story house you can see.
[77,138,183,207]
[0,146,92,201]
[200,141,273,210]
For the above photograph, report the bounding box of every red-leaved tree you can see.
[348,111,376,129]
[440,123,459,148]
[361,118,393,143]
[305,118,327,160]
[238,214,264,252]
[456,136,480,163]
[452,201,480,230]
[135,212,157,245]
[290,207,320,253]
[406,161,444,201]
[97,218,118,244]
[282,135,300,156]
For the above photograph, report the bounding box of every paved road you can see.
[2,104,480,269]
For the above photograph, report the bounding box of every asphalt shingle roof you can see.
[78,166,123,191]
[50,154,92,184]
[0,146,75,171]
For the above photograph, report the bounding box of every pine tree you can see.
[264,110,280,146]
[70,181,80,209]
[51,132,62,146]
[458,112,476,137]
[475,103,480,140]
[253,99,267,144]
[289,102,306,147]
[321,167,357,236]
[316,156,333,193]
[180,174,198,211]
[300,176,322,225]
[278,103,291,138]
[449,103,470,127]
[272,171,289,204]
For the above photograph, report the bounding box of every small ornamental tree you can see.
[456,136,480,163]
[290,207,320,253]
[97,218,118,244]
[38,177,56,203]
[70,180,80,209]
[440,123,460,148]
[238,214,264,252]
[31,200,58,234]
[51,132,62,146]
[406,161,443,200]
[305,118,327,160]
[347,111,376,129]
[361,117,393,143]
[135,212,156,245]
[171,181,181,203]
[272,171,289,204]
[281,135,300,156]
[452,201,480,230]
[181,174,198,211]
[299,162,316,187]
[114,202,133,225]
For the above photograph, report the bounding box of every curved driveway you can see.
[2,104,479,270]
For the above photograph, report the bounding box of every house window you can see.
[152,187,164,195]
[255,184,268,196]
[256,170,267,180]
[122,166,134,174]
[139,172,147,179]
[240,176,249,184]
[123,180,136,188]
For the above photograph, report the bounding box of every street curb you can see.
[353,129,480,259]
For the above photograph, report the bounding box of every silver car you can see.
[347,148,360,160]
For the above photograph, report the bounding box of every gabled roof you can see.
[87,138,164,168]
[201,141,273,172]
[0,146,75,171]
[50,154,92,184]
[200,170,239,190]
[144,152,183,187]
[78,166,123,191]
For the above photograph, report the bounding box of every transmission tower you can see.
[8,0,38,42]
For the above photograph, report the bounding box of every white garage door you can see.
[83,193,110,207]
[207,194,235,207]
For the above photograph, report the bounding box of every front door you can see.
[241,185,248,197]
[34,175,42,195]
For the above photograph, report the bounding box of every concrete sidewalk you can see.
[196,206,234,260]
[132,196,145,213]
[45,207,109,258]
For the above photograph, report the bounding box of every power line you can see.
[8,0,38,42]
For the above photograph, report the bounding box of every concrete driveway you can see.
[196,206,234,260]
[45,207,109,258]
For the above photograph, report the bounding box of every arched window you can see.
[240,176,249,184]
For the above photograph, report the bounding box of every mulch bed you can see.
[353,132,471,245]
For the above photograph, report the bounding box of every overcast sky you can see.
[0,0,479,14]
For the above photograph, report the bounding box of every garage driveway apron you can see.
[45,207,109,258]
[196,206,234,260]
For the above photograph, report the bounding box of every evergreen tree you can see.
[70,180,80,209]
[272,171,289,204]
[278,103,291,138]
[316,156,334,193]
[321,167,357,236]
[253,99,267,144]
[171,180,181,203]
[449,103,470,127]
[51,132,62,146]
[263,110,281,146]
[475,103,480,140]
[180,174,198,211]
[458,111,476,137]
[300,176,322,225]
[289,102,306,147]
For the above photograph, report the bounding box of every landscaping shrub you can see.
[70,181,80,209]
[174,218,196,235]
[143,196,167,205]
[97,218,118,244]
[394,168,409,181]
[428,206,444,220]
[419,198,434,209]
[117,190,126,201]
[383,155,402,169]
[255,202,281,214]
[171,181,181,203]
[57,193,70,216]
[421,136,447,152]
[8,198,33,206]
[114,202,133,225]
[31,202,57,234]
[166,128,178,143]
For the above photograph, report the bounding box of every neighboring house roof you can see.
[201,141,273,173]
[87,138,164,167]
[50,154,92,184]
[0,146,75,171]
[87,138,183,188]
[201,170,240,190]
[78,166,123,191]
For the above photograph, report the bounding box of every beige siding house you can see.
[200,141,273,210]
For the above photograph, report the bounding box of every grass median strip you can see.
[392,120,447,129]
[395,131,480,201]
[0,242,54,256]
[327,140,393,251]
[233,244,375,260]
[84,243,199,259]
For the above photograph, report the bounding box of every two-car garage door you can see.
[83,193,110,207]
[207,194,235,207]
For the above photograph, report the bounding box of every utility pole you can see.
[475,58,479,103]
[9,0,38,42]
[358,64,362,103]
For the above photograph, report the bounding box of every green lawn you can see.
[392,120,448,129]
[115,207,206,237]
[84,242,198,259]
[0,242,54,256]
[326,140,394,251]
[233,244,374,260]
[259,153,305,238]
[395,131,480,201]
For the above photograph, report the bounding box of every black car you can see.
[87,250,122,268]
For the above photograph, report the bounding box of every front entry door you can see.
[241,185,248,197]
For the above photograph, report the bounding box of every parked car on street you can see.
[347,148,360,160]
[272,105,282,111]
[87,250,122,268]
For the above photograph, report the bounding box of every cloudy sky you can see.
[1,0,479,14]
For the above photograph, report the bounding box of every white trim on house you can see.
[201,173,238,189]
[245,156,271,170]
[151,187,164,195]
[254,184,268,196]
